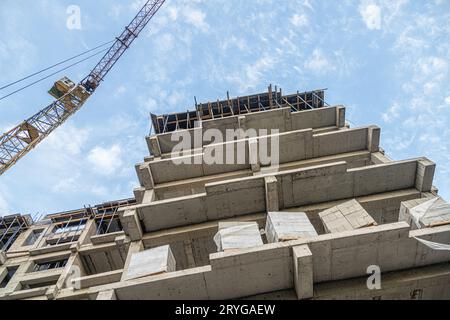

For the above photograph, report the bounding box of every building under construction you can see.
[1,87,450,300]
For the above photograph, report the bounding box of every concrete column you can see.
[97,289,117,300]
[265,176,279,212]
[367,126,381,153]
[135,164,155,189]
[147,136,162,158]
[142,190,155,204]
[283,108,293,132]
[336,106,346,128]
[121,241,143,281]
[238,116,247,134]
[249,138,260,173]
[0,266,7,292]
[119,209,143,242]
[3,260,33,294]
[371,152,392,164]
[415,158,436,192]
[293,244,314,300]
[53,252,81,298]
[133,187,146,203]
[0,251,6,265]
[78,219,96,246]
[134,187,156,205]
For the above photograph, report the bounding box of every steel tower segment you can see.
[0,0,166,176]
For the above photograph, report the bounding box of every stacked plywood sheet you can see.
[123,245,176,281]
[265,212,318,243]
[400,197,450,229]
[319,199,377,233]
[213,222,263,252]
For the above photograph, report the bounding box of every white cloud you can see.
[0,196,9,215]
[417,56,447,78]
[226,55,275,92]
[88,144,123,176]
[291,14,309,27]
[137,95,158,114]
[44,124,90,156]
[304,48,330,74]
[0,183,11,215]
[360,3,382,30]
[183,7,209,32]
[90,185,110,197]
[445,96,450,105]
[382,102,401,123]
[114,85,126,98]
[108,4,124,19]
[51,176,80,194]
[167,6,178,21]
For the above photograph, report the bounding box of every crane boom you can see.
[0,0,165,176]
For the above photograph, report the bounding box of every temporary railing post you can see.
[55,216,72,246]
[96,210,108,235]
[0,216,18,244]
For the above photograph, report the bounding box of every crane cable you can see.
[0,46,111,101]
[0,39,114,91]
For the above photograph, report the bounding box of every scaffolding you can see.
[150,86,329,135]
[41,198,137,242]
[0,214,34,251]
[94,198,136,235]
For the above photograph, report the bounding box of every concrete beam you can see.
[293,245,313,300]
[336,106,346,128]
[415,158,435,192]
[142,189,155,204]
[265,176,279,212]
[74,269,123,289]
[147,136,162,158]
[0,251,6,265]
[371,152,392,164]
[135,164,155,189]
[367,126,381,153]
[238,116,246,132]
[119,209,143,241]
[249,138,260,172]
[121,241,143,281]
[97,289,117,300]
[133,187,146,203]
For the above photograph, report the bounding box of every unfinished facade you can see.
[1,87,450,300]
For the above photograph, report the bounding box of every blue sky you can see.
[0,0,449,217]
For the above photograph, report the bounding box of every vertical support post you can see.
[293,244,314,300]
[264,176,279,212]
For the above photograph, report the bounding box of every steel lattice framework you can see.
[0,0,166,176]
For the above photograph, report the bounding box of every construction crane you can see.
[0,0,166,176]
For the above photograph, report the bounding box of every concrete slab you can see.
[96,289,117,300]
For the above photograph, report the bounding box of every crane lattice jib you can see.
[0,0,165,176]
[83,0,166,92]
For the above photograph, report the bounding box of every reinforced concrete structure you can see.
[1,87,450,300]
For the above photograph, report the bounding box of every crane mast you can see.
[0,0,165,176]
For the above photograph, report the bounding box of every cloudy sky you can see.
[0,0,449,217]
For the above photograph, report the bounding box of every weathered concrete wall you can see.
[133,158,431,232]
[112,222,450,300]
[147,106,345,156]
[138,126,377,186]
